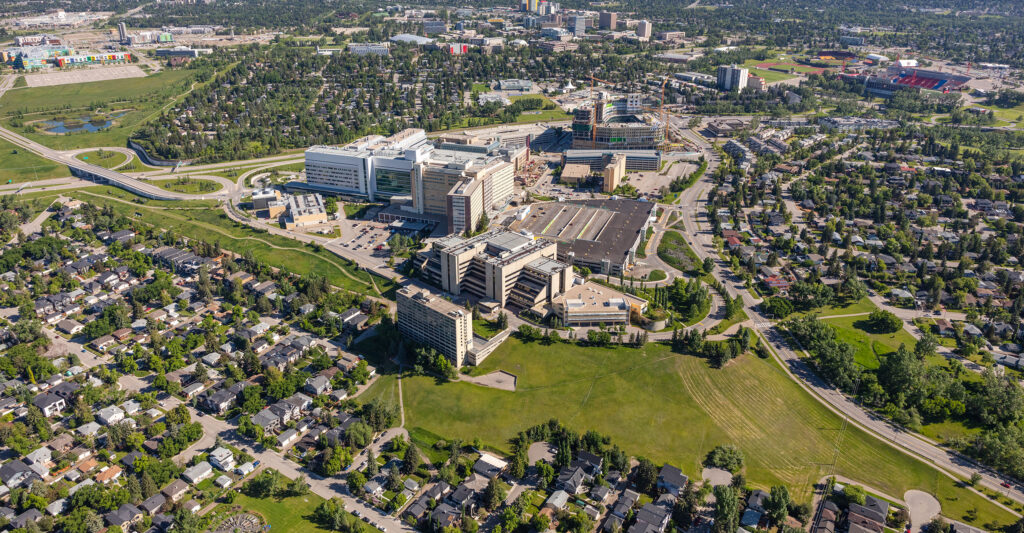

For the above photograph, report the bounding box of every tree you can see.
[365,450,379,476]
[712,485,738,533]
[868,310,902,333]
[484,477,506,511]
[402,443,421,474]
[702,257,715,274]
[634,458,658,495]
[764,485,790,527]
[531,513,551,532]
[704,445,744,473]
[347,471,367,496]
[536,461,555,489]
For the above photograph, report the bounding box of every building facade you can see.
[396,287,473,367]
[716,64,749,91]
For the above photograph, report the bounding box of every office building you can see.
[747,74,766,92]
[552,281,648,327]
[117,22,128,44]
[418,231,572,309]
[154,46,210,58]
[571,15,587,36]
[423,20,448,34]
[282,194,328,229]
[602,154,626,192]
[397,287,473,367]
[306,129,431,200]
[598,11,617,30]
[305,129,517,233]
[562,149,660,171]
[538,41,578,53]
[636,20,652,40]
[717,64,749,91]
[571,93,663,150]
[347,42,390,56]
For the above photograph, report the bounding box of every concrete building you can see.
[397,286,473,367]
[571,15,587,37]
[282,194,328,229]
[602,154,626,193]
[347,42,390,56]
[306,129,517,234]
[305,129,431,200]
[747,74,766,92]
[117,22,128,44]
[418,231,572,309]
[717,64,749,91]
[571,93,663,150]
[562,149,660,171]
[598,11,617,30]
[251,187,281,209]
[423,20,448,34]
[552,281,647,326]
[636,20,652,40]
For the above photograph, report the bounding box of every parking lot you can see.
[23,65,147,87]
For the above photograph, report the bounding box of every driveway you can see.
[904,490,940,533]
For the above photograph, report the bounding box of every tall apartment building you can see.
[636,20,652,39]
[396,286,473,367]
[419,231,571,308]
[117,22,128,44]
[602,154,626,192]
[571,15,587,36]
[598,11,617,30]
[717,64,749,91]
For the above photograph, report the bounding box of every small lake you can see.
[43,111,127,134]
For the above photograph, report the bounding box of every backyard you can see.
[367,337,1015,528]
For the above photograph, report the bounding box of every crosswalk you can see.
[753,320,774,330]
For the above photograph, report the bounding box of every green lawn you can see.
[509,94,571,124]
[0,138,69,183]
[972,102,1024,124]
[823,315,917,369]
[657,230,699,273]
[75,150,128,169]
[0,69,196,150]
[343,203,374,220]
[220,493,333,532]
[794,297,879,319]
[473,318,504,340]
[471,82,491,93]
[376,338,1013,527]
[151,177,223,194]
[68,187,382,297]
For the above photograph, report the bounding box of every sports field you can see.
[378,338,1015,527]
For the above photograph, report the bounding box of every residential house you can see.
[140,493,166,515]
[182,462,213,485]
[208,447,236,472]
[32,392,65,417]
[656,464,688,496]
[162,480,190,503]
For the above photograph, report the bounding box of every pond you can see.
[43,111,128,134]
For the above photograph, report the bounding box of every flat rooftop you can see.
[554,281,647,314]
[510,199,655,266]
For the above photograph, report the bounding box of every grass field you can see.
[0,69,196,150]
[218,493,333,532]
[471,82,491,93]
[376,338,1014,527]
[75,149,128,169]
[67,187,383,297]
[509,94,571,123]
[151,177,224,194]
[972,102,1024,124]
[823,315,917,369]
[657,230,699,273]
[0,138,69,183]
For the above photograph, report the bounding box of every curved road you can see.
[670,118,1024,512]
